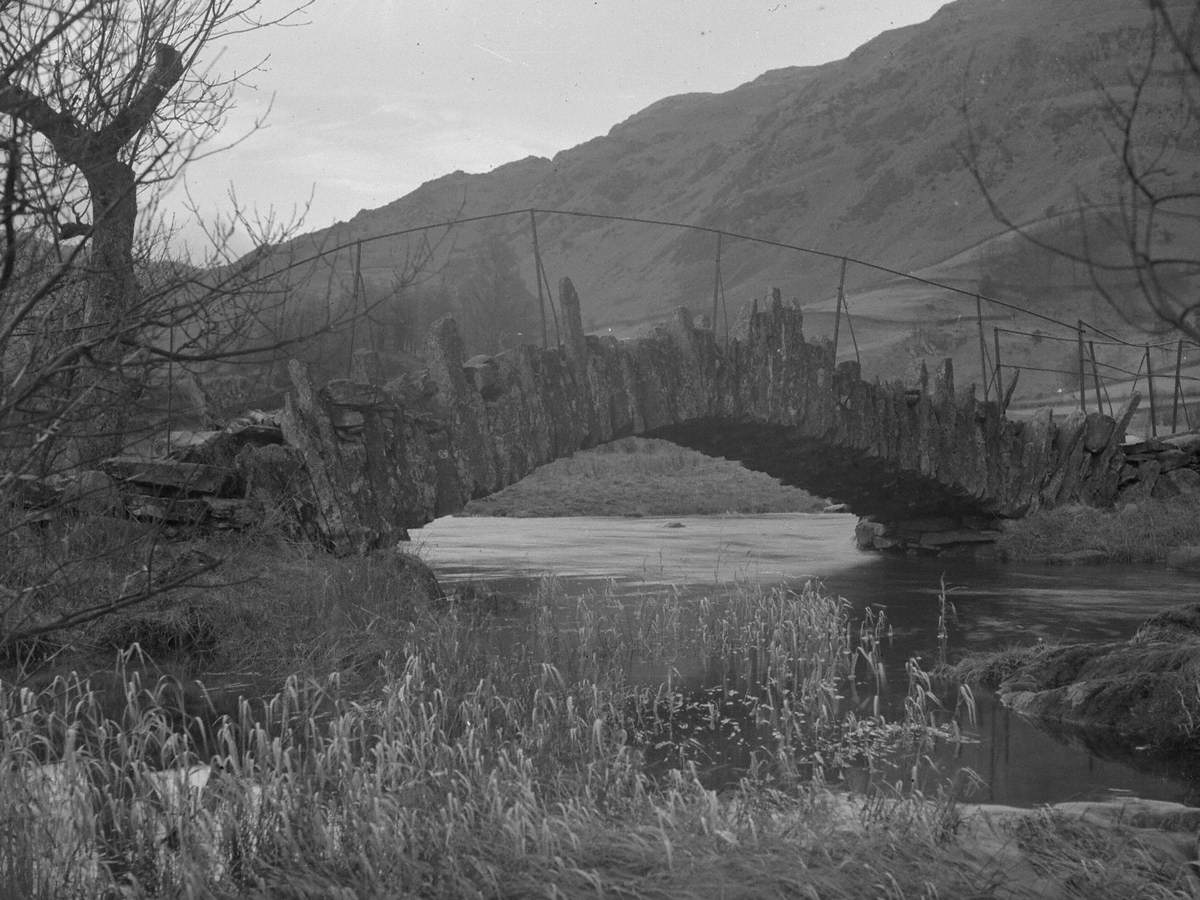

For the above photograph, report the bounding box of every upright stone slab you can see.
[558,277,587,372]
[425,315,497,502]
[256,273,1144,555]
[281,360,384,555]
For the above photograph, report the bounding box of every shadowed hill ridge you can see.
[257,0,1197,337]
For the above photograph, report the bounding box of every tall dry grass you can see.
[0,575,1188,898]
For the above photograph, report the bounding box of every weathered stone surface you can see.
[1082,413,1114,452]
[463,355,503,401]
[126,494,209,524]
[558,277,588,371]
[1163,431,1200,455]
[101,456,236,496]
[202,497,264,529]
[281,360,392,556]
[917,529,1003,547]
[156,422,283,468]
[266,286,1150,548]
[854,519,886,550]
[323,380,390,408]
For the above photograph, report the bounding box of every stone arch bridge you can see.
[268,279,1150,557]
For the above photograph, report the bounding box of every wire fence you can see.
[289,205,1199,438]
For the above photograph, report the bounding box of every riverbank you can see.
[462,436,826,517]
[4,561,1197,898]
[955,603,1200,765]
[996,497,1200,564]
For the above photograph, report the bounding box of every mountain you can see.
[254,0,1200,399]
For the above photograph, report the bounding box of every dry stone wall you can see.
[270,279,1138,555]
[34,280,1170,557]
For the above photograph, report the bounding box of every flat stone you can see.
[894,516,959,533]
[126,494,209,524]
[322,379,390,408]
[101,456,235,496]
[1123,437,1174,455]
[917,529,1002,547]
[1162,432,1200,455]
[202,497,264,529]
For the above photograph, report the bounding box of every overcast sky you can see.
[172,0,950,254]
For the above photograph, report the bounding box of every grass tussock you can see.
[997,498,1200,563]
[0,564,1192,898]
[952,643,1059,690]
[464,436,826,517]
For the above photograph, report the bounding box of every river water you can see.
[412,512,1200,807]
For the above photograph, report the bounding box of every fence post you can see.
[975,294,989,401]
[1146,345,1158,437]
[1173,340,1184,434]
[711,232,722,334]
[530,210,548,347]
[832,257,847,363]
[1088,340,1104,416]
[346,240,363,372]
[166,323,174,455]
[1077,321,1087,414]
[993,327,1005,412]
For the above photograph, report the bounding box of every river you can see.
[412,512,1200,807]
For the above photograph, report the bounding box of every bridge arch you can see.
[280,279,1134,555]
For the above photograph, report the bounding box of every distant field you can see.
[463,437,826,517]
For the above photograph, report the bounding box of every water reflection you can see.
[413,512,1200,806]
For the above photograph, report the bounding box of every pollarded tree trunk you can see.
[74,155,141,465]
[0,42,184,463]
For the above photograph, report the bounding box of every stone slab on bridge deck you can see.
[274,279,1136,556]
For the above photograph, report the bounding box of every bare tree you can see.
[963,0,1200,340]
[0,0,328,670]
[0,0,310,463]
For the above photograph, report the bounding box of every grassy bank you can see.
[464,437,826,517]
[1,545,1194,898]
[997,497,1200,563]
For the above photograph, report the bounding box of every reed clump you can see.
[0,577,1189,898]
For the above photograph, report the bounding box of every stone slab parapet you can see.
[258,279,1141,555]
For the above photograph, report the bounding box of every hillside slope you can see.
[254,0,1198,396]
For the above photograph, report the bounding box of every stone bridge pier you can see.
[274,279,1135,556]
